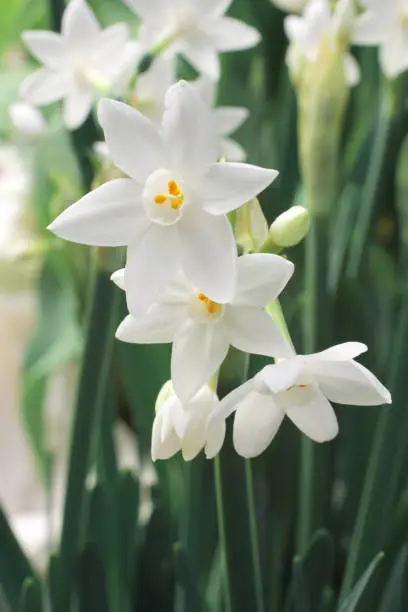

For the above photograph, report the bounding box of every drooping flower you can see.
[123,0,261,80]
[193,76,249,161]
[285,0,360,87]
[152,381,225,461]
[112,253,294,402]
[48,81,278,312]
[352,0,408,78]
[20,0,130,129]
[211,342,391,458]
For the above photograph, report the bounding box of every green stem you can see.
[244,460,265,612]
[56,266,120,612]
[214,456,233,612]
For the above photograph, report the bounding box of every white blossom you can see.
[285,0,360,87]
[152,382,225,461]
[112,253,293,402]
[20,0,130,129]
[9,103,46,137]
[123,0,261,80]
[211,342,391,458]
[48,81,278,313]
[353,0,408,78]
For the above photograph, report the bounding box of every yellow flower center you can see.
[197,293,222,316]
[154,180,185,210]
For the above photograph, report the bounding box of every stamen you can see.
[154,179,184,210]
[154,194,167,204]
[196,292,219,315]
[168,180,181,196]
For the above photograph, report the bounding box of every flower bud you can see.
[235,197,269,253]
[268,206,310,248]
[155,379,175,413]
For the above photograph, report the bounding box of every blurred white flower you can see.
[0,146,34,262]
[20,0,130,129]
[212,342,391,458]
[193,76,249,161]
[152,382,225,461]
[353,0,408,78]
[131,56,176,126]
[49,81,278,314]
[123,0,260,80]
[271,0,309,12]
[113,253,293,403]
[285,0,360,86]
[9,103,46,137]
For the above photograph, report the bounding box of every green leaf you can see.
[18,578,42,612]
[174,543,203,612]
[0,507,36,611]
[339,553,384,612]
[21,250,82,473]
[77,544,109,612]
[285,530,334,612]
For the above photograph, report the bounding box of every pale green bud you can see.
[268,206,310,248]
[155,380,175,413]
[235,197,269,254]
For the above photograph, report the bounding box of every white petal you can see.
[62,0,100,44]
[309,359,391,406]
[344,54,360,87]
[211,379,253,422]
[20,69,69,106]
[260,360,302,394]
[183,41,221,80]
[205,418,226,458]
[22,31,66,68]
[171,320,229,403]
[234,253,294,307]
[220,137,247,162]
[9,103,46,136]
[305,342,368,362]
[193,0,233,17]
[215,107,249,136]
[151,408,180,461]
[63,83,92,129]
[125,224,180,315]
[115,302,185,344]
[92,23,130,78]
[284,15,307,46]
[192,75,216,108]
[380,33,408,79]
[111,268,125,290]
[122,0,165,19]
[48,179,144,246]
[352,10,389,45]
[98,98,168,183]
[224,306,290,358]
[162,81,217,181]
[178,207,237,303]
[200,162,278,215]
[233,391,284,458]
[286,391,339,442]
[181,423,207,461]
[206,17,261,51]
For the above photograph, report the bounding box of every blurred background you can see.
[1,0,408,611]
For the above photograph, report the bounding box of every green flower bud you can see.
[268,206,310,248]
[235,197,269,253]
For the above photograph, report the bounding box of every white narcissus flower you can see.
[193,76,249,162]
[123,0,261,80]
[211,342,391,458]
[285,0,360,87]
[20,0,130,129]
[152,382,225,461]
[131,56,176,127]
[352,0,408,78]
[9,103,46,137]
[113,253,294,402]
[48,81,278,312]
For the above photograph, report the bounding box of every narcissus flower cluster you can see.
[49,74,391,461]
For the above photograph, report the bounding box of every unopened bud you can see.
[235,197,269,253]
[265,206,310,250]
[155,380,175,413]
